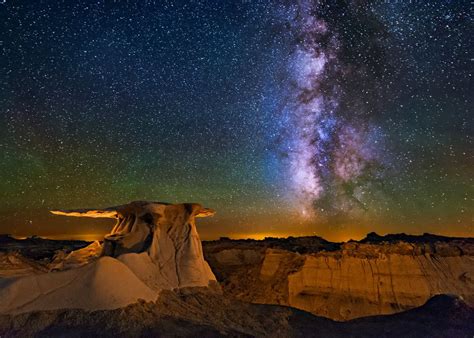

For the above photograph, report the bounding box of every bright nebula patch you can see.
[276,1,389,223]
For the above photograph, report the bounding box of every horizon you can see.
[1,1,472,240]
[3,227,473,244]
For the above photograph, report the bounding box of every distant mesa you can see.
[360,231,473,244]
[0,201,218,314]
[0,234,14,244]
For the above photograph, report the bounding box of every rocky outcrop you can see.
[0,252,48,277]
[204,234,474,320]
[0,201,218,314]
[0,235,90,260]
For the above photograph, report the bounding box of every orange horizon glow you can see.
[10,225,473,244]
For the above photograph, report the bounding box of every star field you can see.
[0,0,472,241]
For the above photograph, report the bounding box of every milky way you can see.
[276,1,389,223]
[0,0,472,239]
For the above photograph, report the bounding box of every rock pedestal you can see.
[0,201,218,314]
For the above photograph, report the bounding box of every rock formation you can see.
[204,234,474,320]
[0,252,48,277]
[0,201,217,314]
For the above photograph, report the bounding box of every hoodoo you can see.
[0,201,218,314]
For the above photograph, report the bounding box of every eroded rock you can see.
[204,235,474,320]
[0,201,218,314]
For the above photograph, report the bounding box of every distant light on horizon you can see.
[0,0,471,239]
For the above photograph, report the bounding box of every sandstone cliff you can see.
[203,233,474,320]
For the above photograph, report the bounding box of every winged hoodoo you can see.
[0,201,218,314]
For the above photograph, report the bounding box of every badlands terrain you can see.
[0,231,473,336]
[0,201,472,337]
[205,232,474,320]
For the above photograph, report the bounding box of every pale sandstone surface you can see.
[287,251,474,320]
[49,240,102,270]
[0,201,218,314]
[204,234,474,320]
[0,257,158,314]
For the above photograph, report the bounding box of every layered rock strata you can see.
[204,234,474,320]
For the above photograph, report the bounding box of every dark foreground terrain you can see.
[0,291,472,337]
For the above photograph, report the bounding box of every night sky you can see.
[1,0,472,241]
